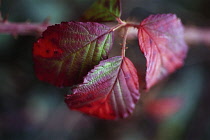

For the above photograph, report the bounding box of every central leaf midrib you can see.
[54,27,113,85]
[61,29,112,61]
[72,58,122,107]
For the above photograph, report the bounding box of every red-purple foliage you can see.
[33,0,188,119]
[65,56,140,119]
[33,22,113,87]
[138,14,188,89]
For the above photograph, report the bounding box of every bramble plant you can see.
[33,0,188,120]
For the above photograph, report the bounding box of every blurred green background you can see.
[0,0,210,140]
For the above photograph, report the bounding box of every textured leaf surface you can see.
[138,14,188,89]
[33,22,113,87]
[80,0,121,22]
[65,56,140,120]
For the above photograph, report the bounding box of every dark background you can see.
[0,0,210,140]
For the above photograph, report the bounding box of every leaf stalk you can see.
[121,27,129,58]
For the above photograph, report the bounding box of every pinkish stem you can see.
[121,27,128,57]
[0,20,210,47]
[184,26,210,46]
[0,21,49,36]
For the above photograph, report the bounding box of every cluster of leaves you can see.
[33,0,188,120]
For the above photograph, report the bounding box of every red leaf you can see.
[33,22,113,87]
[65,56,140,120]
[138,14,188,89]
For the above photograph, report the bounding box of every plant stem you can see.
[184,26,210,46]
[125,23,139,28]
[0,21,49,36]
[121,27,129,58]
[110,18,126,32]
[0,19,210,47]
[112,18,139,32]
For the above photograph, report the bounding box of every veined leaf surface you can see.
[33,22,113,87]
[81,0,121,22]
[65,56,140,120]
[138,14,188,89]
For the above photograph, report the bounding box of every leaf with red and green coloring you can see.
[65,56,140,120]
[138,14,188,89]
[80,0,121,22]
[33,22,113,87]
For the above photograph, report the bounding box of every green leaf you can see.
[80,0,121,22]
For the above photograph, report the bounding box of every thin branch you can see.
[121,27,129,57]
[184,26,210,46]
[0,19,210,47]
[0,21,49,36]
